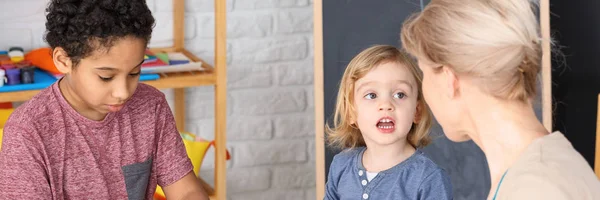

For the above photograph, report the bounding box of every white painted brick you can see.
[235,0,309,10]
[195,12,273,39]
[186,119,215,140]
[31,27,48,49]
[0,29,33,52]
[234,140,306,167]
[276,61,313,85]
[157,0,234,12]
[230,190,305,200]
[146,0,156,12]
[308,139,315,161]
[228,13,273,38]
[228,64,272,89]
[195,14,214,38]
[183,86,233,119]
[272,164,315,189]
[148,12,197,48]
[228,116,273,140]
[0,1,46,20]
[231,36,308,64]
[185,92,214,119]
[306,86,315,110]
[274,114,313,138]
[155,0,174,12]
[305,188,316,200]
[228,168,271,193]
[231,88,306,115]
[275,9,313,34]
[186,38,214,54]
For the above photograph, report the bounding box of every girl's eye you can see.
[364,93,377,100]
[99,76,113,82]
[394,92,406,99]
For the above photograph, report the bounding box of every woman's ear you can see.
[441,66,460,99]
[53,47,73,74]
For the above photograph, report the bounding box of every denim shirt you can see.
[325,147,453,200]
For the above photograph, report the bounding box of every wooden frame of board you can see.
[595,93,600,179]
[313,0,553,198]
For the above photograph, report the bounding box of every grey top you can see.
[325,147,453,200]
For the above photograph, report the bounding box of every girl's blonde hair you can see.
[401,0,542,102]
[326,45,433,150]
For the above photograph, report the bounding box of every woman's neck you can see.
[464,95,548,199]
[362,140,416,172]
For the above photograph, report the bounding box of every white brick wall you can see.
[0,0,315,199]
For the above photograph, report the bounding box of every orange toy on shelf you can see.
[25,48,61,75]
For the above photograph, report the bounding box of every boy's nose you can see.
[112,83,130,102]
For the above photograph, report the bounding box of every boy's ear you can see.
[53,47,73,74]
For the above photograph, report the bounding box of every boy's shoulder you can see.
[130,83,167,102]
[7,85,59,126]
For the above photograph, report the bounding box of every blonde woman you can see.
[401,0,600,199]
[324,45,452,199]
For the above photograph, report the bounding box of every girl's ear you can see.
[413,101,422,124]
[53,47,73,74]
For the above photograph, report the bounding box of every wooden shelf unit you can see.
[0,0,228,199]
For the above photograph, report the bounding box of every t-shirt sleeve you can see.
[417,168,453,200]
[0,123,52,199]
[154,97,194,187]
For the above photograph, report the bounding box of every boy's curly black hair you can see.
[45,0,155,66]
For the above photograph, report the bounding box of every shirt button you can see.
[363,193,369,199]
[358,170,364,176]
[361,180,367,185]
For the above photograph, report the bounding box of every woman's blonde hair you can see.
[326,45,433,150]
[401,0,542,102]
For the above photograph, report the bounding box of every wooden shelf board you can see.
[0,49,216,102]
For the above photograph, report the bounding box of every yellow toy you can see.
[0,108,14,151]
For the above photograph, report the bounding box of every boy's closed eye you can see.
[99,71,141,82]
[96,60,144,82]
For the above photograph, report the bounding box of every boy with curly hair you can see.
[0,0,208,199]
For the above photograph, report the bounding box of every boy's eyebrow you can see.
[95,59,145,71]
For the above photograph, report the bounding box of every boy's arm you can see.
[0,125,51,199]
[417,169,453,200]
[154,96,208,200]
[162,172,208,200]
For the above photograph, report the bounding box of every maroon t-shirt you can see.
[0,82,193,199]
